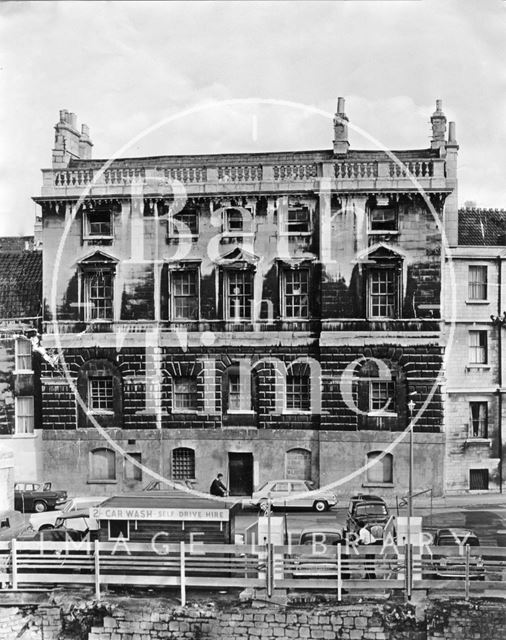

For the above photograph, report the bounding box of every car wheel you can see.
[314,500,327,512]
[34,501,48,513]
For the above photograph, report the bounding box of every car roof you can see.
[350,494,386,503]
[436,528,478,538]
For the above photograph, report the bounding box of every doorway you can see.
[228,452,254,496]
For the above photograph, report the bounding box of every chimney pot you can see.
[435,99,443,113]
[448,121,457,143]
[69,112,77,129]
[337,97,346,114]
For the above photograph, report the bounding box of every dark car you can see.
[292,526,349,580]
[430,528,485,580]
[345,494,389,540]
[14,481,68,513]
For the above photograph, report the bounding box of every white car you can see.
[251,480,338,512]
[29,496,107,531]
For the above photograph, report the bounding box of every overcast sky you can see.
[0,0,504,236]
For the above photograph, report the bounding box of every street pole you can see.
[407,399,415,601]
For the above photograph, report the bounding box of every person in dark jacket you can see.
[210,473,228,497]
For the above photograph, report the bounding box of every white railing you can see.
[272,164,318,180]
[389,160,434,178]
[334,162,378,179]
[218,166,263,182]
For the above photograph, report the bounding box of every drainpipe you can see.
[497,255,503,493]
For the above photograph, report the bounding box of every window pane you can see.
[172,209,198,235]
[172,448,195,480]
[228,373,241,411]
[286,206,310,233]
[369,381,395,413]
[469,331,487,364]
[226,208,244,232]
[468,266,487,300]
[16,396,34,434]
[370,208,397,231]
[87,210,112,236]
[469,402,488,438]
[171,270,198,319]
[125,452,142,481]
[85,270,113,320]
[227,271,253,320]
[89,376,114,411]
[173,378,198,411]
[286,374,310,411]
[90,449,115,480]
[283,270,309,318]
[369,269,396,318]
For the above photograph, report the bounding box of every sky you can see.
[0,0,505,236]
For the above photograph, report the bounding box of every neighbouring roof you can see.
[0,236,35,252]
[99,493,233,512]
[0,251,42,319]
[458,208,506,246]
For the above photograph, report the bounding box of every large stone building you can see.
[33,100,458,498]
[444,207,506,493]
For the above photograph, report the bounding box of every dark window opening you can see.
[285,206,310,234]
[469,402,488,438]
[369,207,397,232]
[469,468,489,490]
[172,447,195,480]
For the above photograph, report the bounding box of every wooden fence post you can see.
[180,541,186,606]
[94,540,101,601]
[337,542,342,602]
[11,539,17,590]
[465,544,470,601]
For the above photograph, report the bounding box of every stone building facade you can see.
[444,207,506,493]
[34,100,458,498]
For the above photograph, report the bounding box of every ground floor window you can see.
[469,468,489,490]
[469,402,488,438]
[172,447,195,480]
[15,396,34,434]
[366,451,393,484]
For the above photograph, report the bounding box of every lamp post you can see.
[407,398,416,519]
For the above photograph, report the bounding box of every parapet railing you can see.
[1,541,504,605]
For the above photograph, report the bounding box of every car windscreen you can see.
[355,504,388,516]
[438,536,480,547]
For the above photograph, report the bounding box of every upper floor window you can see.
[83,207,113,239]
[15,396,34,435]
[286,374,311,412]
[170,269,198,320]
[368,268,397,318]
[84,270,114,321]
[369,206,397,232]
[282,269,309,319]
[15,337,32,372]
[283,204,311,234]
[89,376,114,413]
[469,402,488,438]
[468,266,487,301]
[224,207,247,233]
[168,208,199,237]
[369,381,396,415]
[469,330,487,365]
[173,377,198,412]
[225,270,253,321]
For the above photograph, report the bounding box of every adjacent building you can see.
[444,207,506,493]
[33,100,458,498]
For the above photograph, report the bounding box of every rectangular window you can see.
[15,396,34,434]
[108,520,129,540]
[169,209,199,236]
[171,270,198,320]
[469,402,488,438]
[124,452,142,481]
[90,449,116,480]
[84,270,114,320]
[469,331,488,364]
[89,376,114,412]
[286,375,310,412]
[369,381,395,414]
[369,269,397,318]
[369,207,397,232]
[84,209,112,238]
[228,373,241,411]
[468,266,487,300]
[469,469,489,491]
[173,378,198,412]
[226,270,253,320]
[283,269,309,318]
[15,337,32,372]
[284,206,310,234]
[224,208,246,233]
[172,449,195,480]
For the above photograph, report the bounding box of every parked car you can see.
[143,479,196,491]
[14,481,67,513]
[0,510,33,541]
[430,528,485,580]
[251,480,337,512]
[30,496,106,531]
[345,494,389,540]
[292,526,349,579]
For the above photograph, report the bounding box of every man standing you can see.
[210,473,228,497]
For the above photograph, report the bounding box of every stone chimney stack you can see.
[333,96,349,155]
[51,110,93,168]
[79,123,93,160]
[430,99,447,151]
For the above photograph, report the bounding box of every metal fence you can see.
[0,541,504,605]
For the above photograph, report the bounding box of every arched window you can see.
[172,447,195,480]
[285,448,312,480]
[366,451,393,485]
[89,448,116,481]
